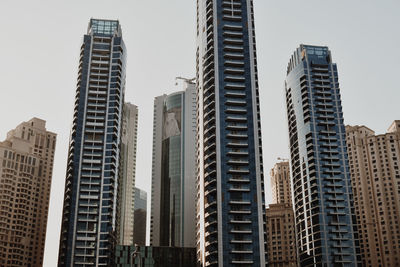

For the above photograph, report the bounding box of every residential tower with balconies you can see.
[285,44,359,266]
[196,0,266,266]
[58,19,127,266]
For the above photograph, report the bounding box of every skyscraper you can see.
[133,187,147,246]
[266,161,297,266]
[150,79,197,248]
[0,118,56,267]
[270,161,292,204]
[285,44,358,266]
[346,121,400,266]
[196,0,266,265]
[117,103,138,246]
[58,19,127,266]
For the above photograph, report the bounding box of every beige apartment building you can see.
[346,120,400,266]
[0,118,56,267]
[270,161,292,204]
[266,161,297,267]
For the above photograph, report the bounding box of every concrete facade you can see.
[346,121,400,266]
[267,161,297,267]
[270,161,292,204]
[0,118,56,267]
[266,203,297,267]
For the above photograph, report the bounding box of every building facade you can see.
[117,103,138,246]
[133,187,147,246]
[58,19,127,266]
[150,80,197,248]
[285,44,358,266]
[266,203,297,267]
[346,121,400,266]
[0,118,56,267]
[196,0,266,265]
[270,161,292,204]
[266,161,297,266]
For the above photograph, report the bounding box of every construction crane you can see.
[175,76,196,85]
[277,157,289,162]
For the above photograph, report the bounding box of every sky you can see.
[0,0,399,266]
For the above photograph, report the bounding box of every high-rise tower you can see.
[270,161,292,204]
[346,121,400,266]
[196,0,266,266]
[285,44,358,266]
[0,118,56,267]
[150,80,197,248]
[58,19,126,266]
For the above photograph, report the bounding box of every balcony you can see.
[231,250,253,254]
[226,125,247,131]
[226,108,247,114]
[225,83,245,90]
[226,116,247,122]
[228,187,250,193]
[230,229,252,234]
[225,100,246,106]
[227,142,248,148]
[225,91,246,98]
[227,151,249,157]
[229,219,251,224]
[228,168,249,175]
[223,45,244,53]
[224,60,245,67]
[227,160,249,165]
[228,178,250,183]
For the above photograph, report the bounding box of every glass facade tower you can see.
[150,81,197,248]
[58,19,126,266]
[285,44,358,266]
[196,0,266,266]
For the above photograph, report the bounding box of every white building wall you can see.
[183,82,197,247]
[150,95,165,246]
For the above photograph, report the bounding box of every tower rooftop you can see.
[88,18,121,36]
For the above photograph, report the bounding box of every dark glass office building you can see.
[285,44,358,266]
[196,0,266,266]
[58,19,126,266]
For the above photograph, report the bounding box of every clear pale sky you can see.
[0,0,399,266]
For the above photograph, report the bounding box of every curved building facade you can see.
[285,45,358,266]
[196,0,266,266]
